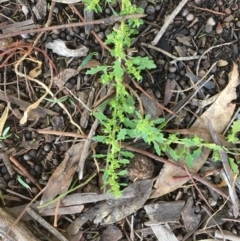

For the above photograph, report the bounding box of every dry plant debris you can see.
[0,0,240,240]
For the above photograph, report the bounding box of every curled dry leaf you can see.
[29,59,42,78]
[151,62,239,198]
[46,39,89,57]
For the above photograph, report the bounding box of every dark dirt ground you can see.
[1,0,240,240]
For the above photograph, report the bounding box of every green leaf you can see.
[78,53,94,70]
[113,60,124,79]
[2,126,10,137]
[229,157,239,174]
[117,129,128,140]
[120,151,134,158]
[93,112,108,122]
[181,138,197,147]
[168,147,179,161]
[192,147,202,160]
[93,135,106,142]
[118,170,127,176]
[119,159,130,164]
[153,141,161,156]
[17,175,31,190]
[86,65,108,75]
[185,152,194,167]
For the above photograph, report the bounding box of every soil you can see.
[0,0,240,241]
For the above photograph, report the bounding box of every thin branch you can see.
[0,14,146,39]
[151,0,189,45]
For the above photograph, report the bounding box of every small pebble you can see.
[186,13,194,21]
[137,0,147,10]
[205,25,212,33]
[23,154,31,161]
[216,22,223,34]
[44,144,52,152]
[181,9,189,17]
[224,8,231,14]
[236,21,240,28]
[146,5,155,15]
[206,17,216,26]
[194,0,202,5]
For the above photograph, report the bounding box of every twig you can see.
[78,119,99,180]
[69,4,111,52]
[36,129,87,138]
[188,4,227,16]
[196,41,237,76]
[0,13,146,39]
[9,156,42,191]
[151,0,189,45]
[3,187,46,241]
[141,42,205,64]
[206,118,239,218]
[171,62,217,93]
[121,143,229,200]
[26,208,68,241]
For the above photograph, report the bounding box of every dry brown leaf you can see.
[20,93,47,124]
[81,60,100,70]
[151,62,239,198]
[29,59,42,78]
[53,68,79,89]
[40,142,84,206]
[99,226,122,241]
[32,0,46,20]
[0,106,8,136]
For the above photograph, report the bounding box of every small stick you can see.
[27,208,68,241]
[188,4,227,16]
[151,0,189,45]
[36,129,87,139]
[196,41,237,76]
[69,4,111,52]
[141,42,205,64]
[9,156,42,191]
[0,13,146,39]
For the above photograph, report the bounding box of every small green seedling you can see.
[17,175,31,190]
[0,126,11,140]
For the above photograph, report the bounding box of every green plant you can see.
[85,0,240,196]
[0,126,11,140]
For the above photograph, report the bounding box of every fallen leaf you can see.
[67,179,153,235]
[0,106,8,136]
[46,39,89,57]
[174,46,187,57]
[100,226,122,241]
[164,79,176,106]
[20,93,47,124]
[151,62,239,198]
[181,197,201,232]
[29,59,42,78]
[53,68,79,89]
[40,142,84,206]
[32,0,46,20]
[176,34,191,46]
